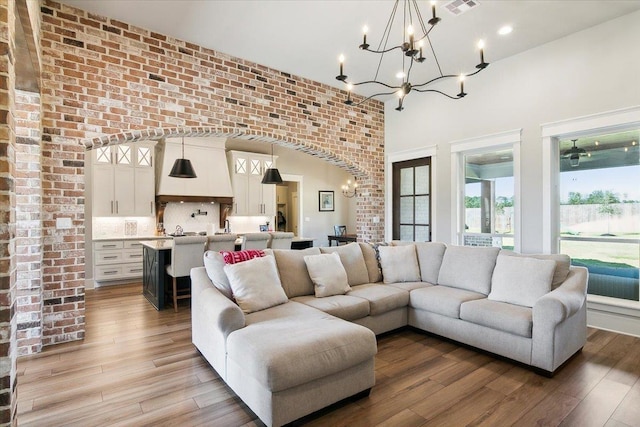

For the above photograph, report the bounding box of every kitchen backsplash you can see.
[163,202,221,235]
[92,216,156,238]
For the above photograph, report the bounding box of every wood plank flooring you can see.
[17,283,640,427]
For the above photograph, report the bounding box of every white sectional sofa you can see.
[191,242,588,427]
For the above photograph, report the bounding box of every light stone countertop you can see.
[93,235,170,242]
[139,239,173,251]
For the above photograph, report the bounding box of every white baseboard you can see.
[587,307,640,338]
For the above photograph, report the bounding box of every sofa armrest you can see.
[531,266,588,373]
[533,266,588,326]
[191,267,245,378]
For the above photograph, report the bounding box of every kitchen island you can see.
[140,239,173,310]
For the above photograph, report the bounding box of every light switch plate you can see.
[56,217,72,229]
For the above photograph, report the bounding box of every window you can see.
[558,129,639,301]
[451,130,521,250]
[392,157,431,241]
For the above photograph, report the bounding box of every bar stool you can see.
[166,235,207,312]
[241,233,271,250]
[206,234,237,252]
[268,232,294,249]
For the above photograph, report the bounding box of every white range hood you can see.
[155,137,233,201]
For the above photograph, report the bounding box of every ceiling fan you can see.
[562,139,588,167]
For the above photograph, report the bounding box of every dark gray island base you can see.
[140,239,172,310]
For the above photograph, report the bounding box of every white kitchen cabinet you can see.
[93,239,146,283]
[92,142,155,217]
[227,151,277,217]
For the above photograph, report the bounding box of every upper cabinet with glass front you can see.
[92,142,155,217]
[227,150,277,218]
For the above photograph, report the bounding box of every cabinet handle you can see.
[102,244,117,248]
[111,201,114,214]
[116,201,119,213]
[130,268,143,273]
[129,254,142,258]
[103,255,118,259]
[150,201,153,214]
[103,270,118,275]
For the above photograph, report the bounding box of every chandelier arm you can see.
[362,45,407,55]
[349,90,401,107]
[411,88,463,99]
[412,0,428,36]
[411,66,486,90]
[348,79,401,90]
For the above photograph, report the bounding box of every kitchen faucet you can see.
[224,219,231,233]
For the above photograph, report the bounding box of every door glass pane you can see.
[400,225,413,241]
[235,158,246,174]
[415,165,429,194]
[250,159,261,175]
[96,147,111,163]
[400,197,414,224]
[400,168,413,196]
[137,146,151,167]
[415,196,429,224]
[116,145,131,165]
[415,226,429,242]
[559,129,640,301]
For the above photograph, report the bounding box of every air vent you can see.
[444,0,480,16]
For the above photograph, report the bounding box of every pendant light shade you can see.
[169,137,197,178]
[261,167,283,184]
[261,144,283,184]
[169,158,197,178]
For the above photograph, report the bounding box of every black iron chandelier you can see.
[335,0,489,111]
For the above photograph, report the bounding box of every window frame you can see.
[450,129,522,251]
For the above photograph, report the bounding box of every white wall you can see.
[385,10,640,252]
[273,146,357,246]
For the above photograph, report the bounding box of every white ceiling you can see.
[61,0,640,99]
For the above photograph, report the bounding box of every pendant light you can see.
[169,136,197,178]
[261,144,283,184]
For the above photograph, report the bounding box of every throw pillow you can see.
[303,252,351,297]
[203,251,233,300]
[414,242,447,284]
[273,247,321,298]
[224,255,288,314]
[378,245,421,284]
[489,254,556,307]
[221,249,265,264]
[320,242,370,286]
[500,250,571,289]
[437,246,500,295]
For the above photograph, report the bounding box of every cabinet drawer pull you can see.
[103,256,118,259]
[130,269,143,273]
[111,201,114,214]
[128,254,142,258]
[116,201,119,213]
[103,270,118,275]
[102,244,117,248]
[150,201,153,214]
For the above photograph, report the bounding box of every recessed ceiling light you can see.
[498,25,513,36]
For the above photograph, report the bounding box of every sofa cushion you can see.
[347,284,409,316]
[291,295,370,321]
[410,285,485,319]
[225,256,288,314]
[273,247,321,298]
[415,242,447,284]
[378,245,421,284]
[304,252,351,297]
[387,281,432,292]
[359,242,383,283]
[501,251,571,289]
[320,242,370,286]
[227,301,377,392]
[489,254,555,307]
[203,251,233,300]
[460,299,533,338]
[437,246,500,295]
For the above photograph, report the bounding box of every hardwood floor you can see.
[17,283,640,427]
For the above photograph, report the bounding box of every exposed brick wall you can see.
[15,90,42,356]
[38,0,385,346]
[0,0,17,423]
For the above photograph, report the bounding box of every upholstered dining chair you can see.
[241,233,271,250]
[334,225,347,236]
[268,232,294,249]
[166,235,207,312]
[206,234,237,252]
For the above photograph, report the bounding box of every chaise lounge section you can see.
[192,242,588,426]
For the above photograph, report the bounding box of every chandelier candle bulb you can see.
[431,1,437,19]
[362,25,369,48]
[478,40,485,64]
[337,54,346,80]
[458,74,466,97]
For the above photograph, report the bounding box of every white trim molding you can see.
[280,173,304,238]
[385,146,437,242]
[449,129,522,251]
[541,105,640,336]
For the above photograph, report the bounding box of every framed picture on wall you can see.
[319,191,334,212]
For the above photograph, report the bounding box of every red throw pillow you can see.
[221,249,265,265]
